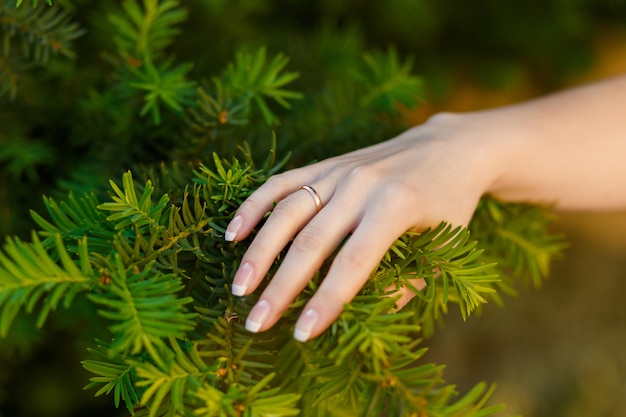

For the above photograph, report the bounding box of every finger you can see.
[231,182,333,297]
[225,167,320,242]
[292,206,410,342]
[243,188,363,333]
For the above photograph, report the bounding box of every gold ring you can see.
[300,185,323,213]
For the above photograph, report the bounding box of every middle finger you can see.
[242,186,364,333]
[231,181,334,297]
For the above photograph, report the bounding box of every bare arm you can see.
[481,74,626,210]
[225,75,626,342]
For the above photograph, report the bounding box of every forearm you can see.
[456,75,626,211]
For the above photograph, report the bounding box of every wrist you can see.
[421,110,522,201]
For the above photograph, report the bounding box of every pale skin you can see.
[224,74,626,342]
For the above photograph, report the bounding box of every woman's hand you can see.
[224,74,626,342]
[224,113,500,342]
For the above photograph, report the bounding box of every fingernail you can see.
[225,215,242,241]
[246,299,271,333]
[232,262,253,296]
[294,308,319,342]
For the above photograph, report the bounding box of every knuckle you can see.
[346,163,381,186]
[291,226,324,254]
[239,193,263,213]
[240,173,290,211]
[264,173,289,192]
[336,246,369,272]
[380,180,416,200]
[244,239,268,258]
[271,195,299,217]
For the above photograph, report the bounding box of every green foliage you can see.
[1,0,83,98]
[0,135,54,180]
[109,0,187,61]
[87,258,196,355]
[359,47,423,113]
[0,144,564,415]
[107,0,196,125]
[220,47,303,125]
[127,57,196,125]
[0,233,92,336]
[14,0,52,8]
[0,0,582,415]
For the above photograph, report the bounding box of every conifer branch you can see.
[87,257,196,355]
[471,197,566,289]
[0,2,571,414]
[109,0,187,61]
[1,0,82,99]
[221,47,303,125]
[194,373,301,417]
[1,1,84,64]
[82,341,142,413]
[0,233,93,336]
[126,57,197,125]
[133,338,213,417]
[187,79,251,137]
[359,46,423,113]
[30,192,112,252]
[98,171,170,232]
[0,140,560,416]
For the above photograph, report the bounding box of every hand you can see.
[224,113,498,342]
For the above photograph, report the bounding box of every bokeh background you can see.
[2,1,626,416]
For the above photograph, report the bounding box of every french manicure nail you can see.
[246,299,271,333]
[294,308,319,342]
[232,262,253,296]
[225,215,242,241]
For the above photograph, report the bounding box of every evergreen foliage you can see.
[1,0,599,415]
[2,143,564,416]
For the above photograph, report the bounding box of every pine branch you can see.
[194,373,300,417]
[1,0,83,99]
[221,47,303,125]
[107,0,195,125]
[30,192,113,252]
[187,79,251,137]
[0,2,572,414]
[0,233,93,336]
[1,0,84,64]
[359,46,423,113]
[377,224,500,323]
[98,171,169,232]
[1,141,556,415]
[126,57,197,125]
[109,0,187,61]
[87,257,196,355]
[198,314,278,388]
[133,338,213,417]
[471,197,566,288]
[82,340,142,414]
[430,382,506,417]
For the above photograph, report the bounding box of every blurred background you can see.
[2,1,626,416]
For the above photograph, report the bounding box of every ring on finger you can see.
[299,185,323,213]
